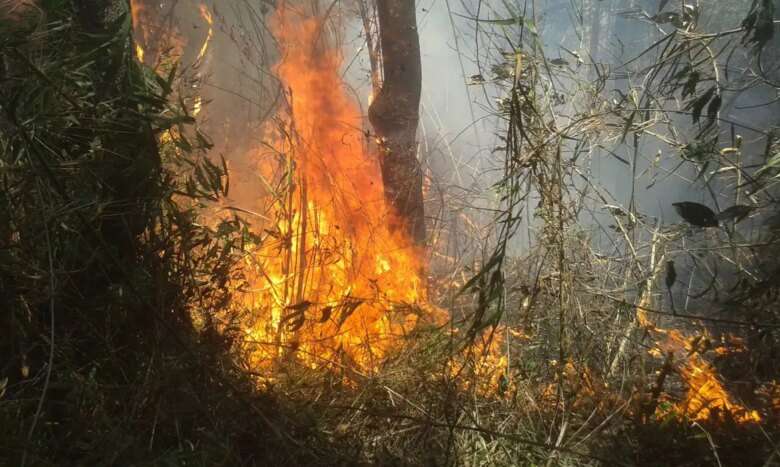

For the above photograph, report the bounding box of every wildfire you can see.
[130,0,146,62]
[678,353,761,423]
[129,0,186,67]
[135,44,145,63]
[450,327,509,396]
[638,308,761,424]
[192,4,213,116]
[230,4,442,376]
[196,4,213,63]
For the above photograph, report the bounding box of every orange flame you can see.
[196,4,213,63]
[130,0,146,62]
[231,4,441,376]
[678,352,761,423]
[638,309,761,424]
[129,0,186,67]
[448,325,525,397]
[192,4,213,116]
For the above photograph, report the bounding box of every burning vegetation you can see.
[134,0,777,457]
[226,6,442,375]
[639,307,761,424]
[1,0,779,465]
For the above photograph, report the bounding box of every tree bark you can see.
[368,0,425,245]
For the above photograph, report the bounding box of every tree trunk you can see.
[368,0,425,245]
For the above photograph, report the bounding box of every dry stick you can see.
[604,295,780,328]
[444,0,482,149]
[683,257,696,314]
[324,403,631,466]
[20,188,56,467]
[295,157,308,306]
[691,421,724,467]
[420,98,465,186]
[356,0,381,94]
[276,116,296,356]
[547,142,569,466]
[608,226,661,377]
[546,420,568,467]
[572,399,633,450]
[644,351,674,421]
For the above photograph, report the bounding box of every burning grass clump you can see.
[182,0,780,463]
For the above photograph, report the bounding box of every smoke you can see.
[131,0,779,265]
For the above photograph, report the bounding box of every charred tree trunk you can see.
[368,0,425,245]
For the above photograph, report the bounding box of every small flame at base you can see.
[638,307,761,425]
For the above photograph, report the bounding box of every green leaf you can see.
[453,12,532,29]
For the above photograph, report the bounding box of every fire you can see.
[129,0,186,67]
[229,4,441,376]
[678,353,761,423]
[448,325,530,397]
[130,0,146,62]
[638,309,761,424]
[192,4,213,116]
[135,44,145,63]
[127,2,768,424]
[196,4,213,63]
[453,328,509,396]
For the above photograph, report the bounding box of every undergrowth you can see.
[0,2,345,465]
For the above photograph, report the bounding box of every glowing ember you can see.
[448,325,525,397]
[231,3,441,375]
[757,381,780,414]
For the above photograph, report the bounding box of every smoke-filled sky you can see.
[409,0,776,250]
[140,0,779,257]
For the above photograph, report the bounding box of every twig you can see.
[21,186,57,467]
